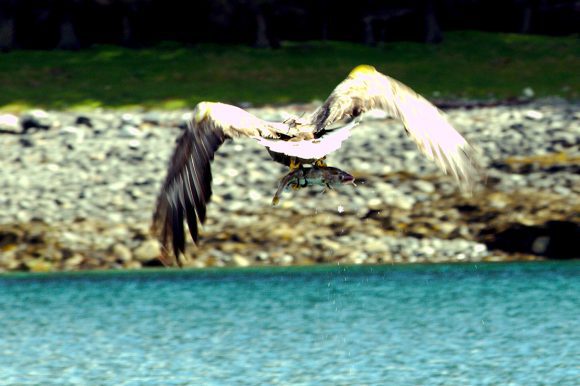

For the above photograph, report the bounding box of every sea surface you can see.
[0,262,578,386]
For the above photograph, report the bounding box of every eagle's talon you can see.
[315,158,327,168]
[289,157,301,171]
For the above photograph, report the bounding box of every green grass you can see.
[0,31,578,110]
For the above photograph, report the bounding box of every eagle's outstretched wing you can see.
[151,102,288,266]
[309,65,483,191]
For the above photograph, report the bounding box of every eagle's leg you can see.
[315,157,327,168]
[289,176,305,191]
[289,157,301,171]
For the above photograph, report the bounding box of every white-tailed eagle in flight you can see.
[151,64,482,265]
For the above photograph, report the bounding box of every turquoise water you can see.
[0,262,578,385]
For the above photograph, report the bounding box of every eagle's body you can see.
[151,65,483,266]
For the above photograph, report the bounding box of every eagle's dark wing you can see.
[308,65,483,192]
[151,102,288,266]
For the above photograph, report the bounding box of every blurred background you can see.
[1,0,579,50]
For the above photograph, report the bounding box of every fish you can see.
[272,166,355,205]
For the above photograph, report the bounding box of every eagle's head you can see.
[193,102,214,123]
[348,64,377,78]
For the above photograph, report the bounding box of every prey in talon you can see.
[272,166,356,205]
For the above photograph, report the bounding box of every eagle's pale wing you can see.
[253,120,358,159]
[151,102,287,266]
[309,66,482,191]
[383,77,483,191]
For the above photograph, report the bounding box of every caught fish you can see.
[272,166,355,205]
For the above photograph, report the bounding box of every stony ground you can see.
[0,98,578,272]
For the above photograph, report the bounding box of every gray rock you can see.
[522,87,536,98]
[413,180,435,193]
[0,113,20,133]
[119,125,144,138]
[232,254,251,267]
[59,126,85,142]
[20,109,54,132]
[112,243,133,262]
[132,240,161,262]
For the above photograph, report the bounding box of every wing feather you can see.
[309,66,482,191]
[151,102,288,266]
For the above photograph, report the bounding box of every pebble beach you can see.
[0,98,578,271]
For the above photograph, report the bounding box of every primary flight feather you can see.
[151,65,483,266]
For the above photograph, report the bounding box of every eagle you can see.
[151,64,482,266]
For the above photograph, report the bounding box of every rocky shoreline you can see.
[0,98,578,272]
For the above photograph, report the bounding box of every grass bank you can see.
[0,31,578,110]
